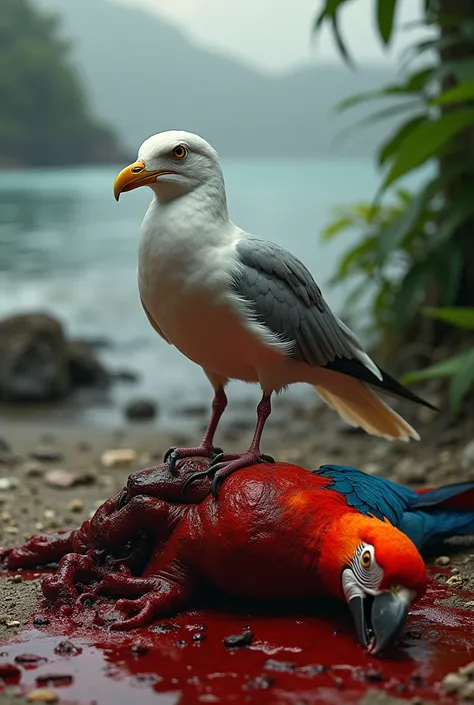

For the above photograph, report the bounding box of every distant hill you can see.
[0,0,124,168]
[34,0,397,158]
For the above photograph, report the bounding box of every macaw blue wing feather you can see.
[315,465,418,526]
[314,464,474,551]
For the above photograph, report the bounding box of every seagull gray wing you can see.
[232,236,381,375]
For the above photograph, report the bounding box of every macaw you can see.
[2,459,474,656]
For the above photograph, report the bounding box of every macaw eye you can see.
[360,549,372,569]
[171,145,188,160]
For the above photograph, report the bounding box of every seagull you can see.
[114,130,435,495]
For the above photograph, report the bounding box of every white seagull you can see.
[114,130,434,495]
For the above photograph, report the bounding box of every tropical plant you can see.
[314,0,474,335]
[401,307,474,414]
[314,0,474,409]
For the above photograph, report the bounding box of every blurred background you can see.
[0,0,472,437]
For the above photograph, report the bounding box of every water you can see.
[0,159,379,429]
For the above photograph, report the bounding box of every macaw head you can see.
[318,512,427,655]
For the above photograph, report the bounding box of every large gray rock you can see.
[0,314,71,402]
[0,313,110,403]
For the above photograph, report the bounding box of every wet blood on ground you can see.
[0,574,473,704]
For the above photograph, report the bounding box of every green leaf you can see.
[449,350,474,414]
[377,115,427,167]
[382,109,474,190]
[377,0,398,45]
[423,307,474,330]
[336,237,378,278]
[376,180,438,262]
[321,216,352,241]
[313,0,353,65]
[401,349,474,383]
[392,262,431,333]
[436,247,463,306]
[335,100,422,143]
[433,81,474,106]
[441,59,474,83]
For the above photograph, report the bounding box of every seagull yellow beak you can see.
[113,160,173,201]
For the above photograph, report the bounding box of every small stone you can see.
[15,654,46,665]
[43,509,56,520]
[192,632,206,643]
[29,448,63,463]
[442,670,466,693]
[6,620,20,627]
[459,662,474,677]
[223,629,254,648]
[5,526,19,535]
[364,669,385,682]
[0,478,18,491]
[100,448,137,467]
[461,440,474,472]
[264,659,296,673]
[0,614,12,624]
[36,674,73,687]
[33,615,50,627]
[131,644,149,656]
[45,470,77,489]
[67,498,84,512]
[35,522,44,531]
[24,462,45,477]
[125,399,157,421]
[466,601,474,607]
[26,689,59,703]
[462,682,474,700]
[54,639,82,656]
[435,556,451,567]
[363,463,380,476]
[446,575,464,588]
[9,574,23,583]
[246,674,275,689]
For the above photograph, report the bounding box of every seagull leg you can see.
[165,387,228,474]
[209,393,274,497]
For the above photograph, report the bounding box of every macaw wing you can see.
[314,465,419,527]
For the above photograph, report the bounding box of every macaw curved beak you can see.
[347,587,414,655]
[113,161,174,201]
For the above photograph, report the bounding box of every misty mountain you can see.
[34,0,397,157]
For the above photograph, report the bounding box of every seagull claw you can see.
[210,472,224,498]
[259,454,275,464]
[163,447,175,462]
[182,468,216,496]
[167,451,180,477]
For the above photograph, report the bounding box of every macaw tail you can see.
[402,481,474,549]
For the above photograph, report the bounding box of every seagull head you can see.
[114,130,225,206]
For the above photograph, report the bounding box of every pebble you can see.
[459,662,474,677]
[461,440,474,472]
[125,399,157,420]
[30,448,63,463]
[24,461,45,477]
[0,614,12,624]
[6,620,20,628]
[435,556,451,567]
[67,498,84,512]
[9,574,22,583]
[446,574,464,588]
[26,689,59,703]
[462,682,474,700]
[5,526,19,535]
[442,671,467,694]
[100,448,137,467]
[45,469,78,489]
[43,509,56,520]
[0,477,18,491]
[223,629,254,648]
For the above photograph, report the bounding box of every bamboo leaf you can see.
[382,109,474,190]
[423,307,474,330]
[321,216,352,241]
[377,0,398,45]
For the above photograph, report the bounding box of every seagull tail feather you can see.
[313,374,420,442]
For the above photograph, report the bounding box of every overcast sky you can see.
[117,0,424,73]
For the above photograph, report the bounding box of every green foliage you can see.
[401,308,474,414]
[314,0,474,411]
[0,0,122,166]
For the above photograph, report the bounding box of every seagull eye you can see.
[171,145,188,160]
[360,550,372,569]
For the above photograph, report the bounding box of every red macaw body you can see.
[3,458,474,654]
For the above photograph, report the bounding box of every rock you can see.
[0,313,71,402]
[223,629,254,648]
[6,620,20,627]
[30,447,63,463]
[67,341,109,387]
[26,689,59,703]
[446,574,464,588]
[435,556,451,567]
[442,671,467,695]
[53,639,82,656]
[24,461,45,477]
[45,470,77,488]
[67,498,84,512]
[461,682,474,700]
[100,448,137,467]
[461,441,474,472]
[0,477,18,490]
[125,399,157,421]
